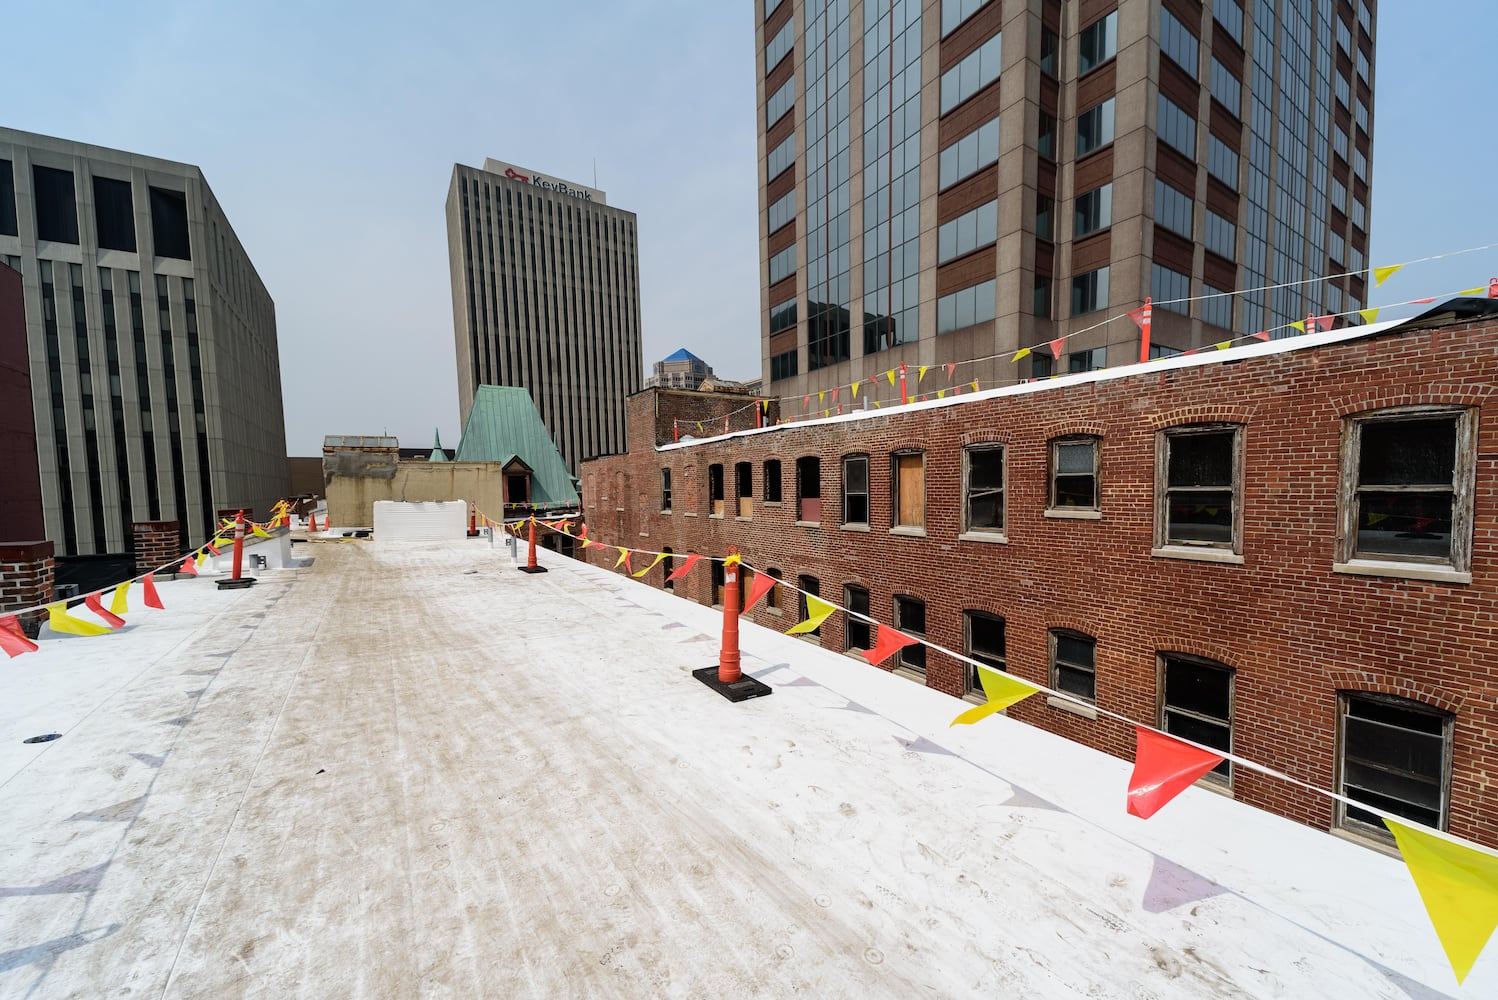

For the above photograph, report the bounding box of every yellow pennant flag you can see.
[873,401,881,408]
[1011,347,1031,363]
[109,582,130,616]
[632,552,668,578]
[785,594,835,635]
[196,551,209,566]
[1385,817,1498,984]
[823,409,829,418]
[918,365,928,383]
[1289,320,1306,332]
[818,390,825,403]
[47,601,111,637]
[1373,264,1404,286]
[1214,341,1231,351]
[614,547,630,569]
[252,524,270,538]
[851,381,859,398]
[950,667,1039,726]
[970,380,979,392]
[1459,286,1485,297]
[936,390,946,399]
[1359,308,1381,324]
[886,370,896,387]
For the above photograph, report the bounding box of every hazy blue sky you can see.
[6,1,1495,454]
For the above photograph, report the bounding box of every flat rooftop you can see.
[1,539,1489,997]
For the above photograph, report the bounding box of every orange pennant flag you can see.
[0,616,38,657]
[742,571,777,611]
[142,573,164,608]
[83,592,125,630]
[665,553,703,581]
[858,624,919,667]
[180,555,198,577]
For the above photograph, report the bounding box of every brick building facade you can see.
[580,300,1498,849]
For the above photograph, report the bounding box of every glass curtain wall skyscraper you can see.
[757,0,1376,399]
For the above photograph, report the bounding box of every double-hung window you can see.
[1337,407,1476,580]
[1051,631,1097,703]
[842,455,869,527]
[963,611,1006,698]
[1157,425,1243,555]
[1338,693,1452,838]
[845,585,871,650]
[1160,654,1234,784]
[660,468,672,512]
[894,596,926,674]
[962,445,1005,536]
[1050,437,1100,512]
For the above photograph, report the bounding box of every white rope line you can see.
[519,513,1497,858]
[0,505,293,619]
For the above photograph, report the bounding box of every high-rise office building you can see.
[757,0,1375,396]
[0,127,287,556]
[446,159,643,472]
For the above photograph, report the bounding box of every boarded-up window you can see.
[736,462,753,517]
[894,453,924,528]
[796,457,821,522]
[709,464,724,516]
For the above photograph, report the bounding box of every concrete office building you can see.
[0,127,287,556]
[757,0,1376,397]
[446,158,643,473]
[645,347,715,390]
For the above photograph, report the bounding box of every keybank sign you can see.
[483,159,606,204]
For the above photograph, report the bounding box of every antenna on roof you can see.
[593,158,597,188]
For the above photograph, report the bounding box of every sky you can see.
[6,1,1496,455]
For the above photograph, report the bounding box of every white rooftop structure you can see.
[1,538,1490,996]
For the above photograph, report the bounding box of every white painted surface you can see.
[0,540,1488,998]
[371,499,467,541]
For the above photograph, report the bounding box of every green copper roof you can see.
[428,427,450,462]
[454,386,579,507]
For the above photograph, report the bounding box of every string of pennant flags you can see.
[682,240,1498,429]
[0,500,297,653]
[492,509,1498,985]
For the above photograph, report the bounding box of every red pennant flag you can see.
[665,552,704,582]
[1126,725,1225,819]
[1250,331,1271,342]
[179,555,198,577]
[802,395,810,411]
[1312,314,1335,332]
[83,592,125,629]
[206,539,221,556]
[831,386,840,403]
[1411,297,1437,304]
[0,616,38,658]
[945,362,956,381]
[1183,348,1199,356]
[1049,337,1066,359]
[1127,305,1148,328]
[859,624,920,667]
[142,573,164,608]
[743,571,777,611]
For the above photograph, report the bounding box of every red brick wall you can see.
[0,540,55,635]
[132,521,181,575]
[581,319,1498,847]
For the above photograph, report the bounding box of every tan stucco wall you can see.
[326,461,504,527]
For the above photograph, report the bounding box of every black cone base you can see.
[517,565,548,574]
[217,577,257,590]
[693,666,773,703]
